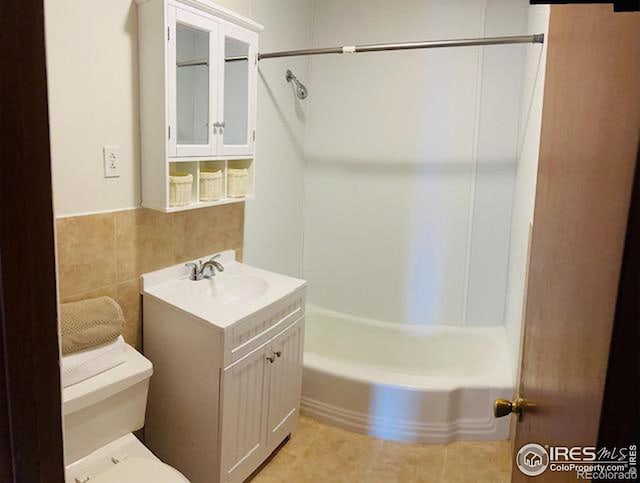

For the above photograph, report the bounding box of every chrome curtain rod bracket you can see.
[258,34,544,61]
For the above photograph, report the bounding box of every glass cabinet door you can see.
[168,7,218,157]
[219,25,257,156]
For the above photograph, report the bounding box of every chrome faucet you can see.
[185,254,225,281]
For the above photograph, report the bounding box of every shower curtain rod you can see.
[258,34,544,60]
[177,55,248,67]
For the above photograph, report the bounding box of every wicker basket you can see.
[169,173,193,207]
[227,168,249,198]
[199,168,223,202]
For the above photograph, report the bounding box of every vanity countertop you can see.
[141,250,306,331]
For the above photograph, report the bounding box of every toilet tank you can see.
[62,344,153,465]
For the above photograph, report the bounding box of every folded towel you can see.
[61,335,127,387]
[60,296,124,354]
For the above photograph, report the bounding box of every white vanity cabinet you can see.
[220,318,304,482]
[265,320,305,448]
[137,0,262,211]
[141,258,305,483]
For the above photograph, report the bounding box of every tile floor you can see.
[250,416,512,483]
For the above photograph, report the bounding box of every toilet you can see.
[63,343,188,482]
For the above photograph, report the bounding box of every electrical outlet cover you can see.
[103,145,120,178]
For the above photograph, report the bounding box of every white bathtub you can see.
[301,307,513,443]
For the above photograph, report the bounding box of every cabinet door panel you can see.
[218,23,257,156]
[220,344,269,483]
[169,7,218,157]
[266,317,305,450]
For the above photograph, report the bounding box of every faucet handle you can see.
[208,254,224,273]
[185,262,198,279]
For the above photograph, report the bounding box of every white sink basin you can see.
[199,274,268,304]
[141,250,306,330]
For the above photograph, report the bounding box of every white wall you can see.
[504,5,549,381]
[302,0,529,326]
[45,0,252,217]
[243,0,313,277]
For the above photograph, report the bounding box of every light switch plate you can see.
[103,145,120,178]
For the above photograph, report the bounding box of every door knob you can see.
[494,396,526,419]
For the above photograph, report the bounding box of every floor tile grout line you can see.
[284,426,321,478]
[362,439,385,478]
[439,446,448,482]
[284,420,323,473]
[303,422,323,451]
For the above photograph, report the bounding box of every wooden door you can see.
[219,343,270,483]
[266,318,305,451]
[0,0,65,479]
[511,5,640,482]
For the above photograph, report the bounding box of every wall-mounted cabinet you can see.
[137,0,262,212]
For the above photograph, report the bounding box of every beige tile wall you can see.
[56,204,245,350]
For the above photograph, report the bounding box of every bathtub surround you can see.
[247,0,546,328]
[244,0,313,279]
[503,5,550,385]
[56,204,244,349]
[303,0,528,327]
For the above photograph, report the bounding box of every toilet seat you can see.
[89,457,189,483]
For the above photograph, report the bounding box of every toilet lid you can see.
[89,457,189,483]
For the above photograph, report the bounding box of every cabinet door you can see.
[168,6,219,157]
[217,23,257,156]
[266,317,305,451]
[219,343,270,483]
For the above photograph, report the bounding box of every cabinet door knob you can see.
[274,351,282,358]
[266,355,275,363]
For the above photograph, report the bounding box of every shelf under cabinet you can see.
[162,158,254,212]
[158,194,255,213]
